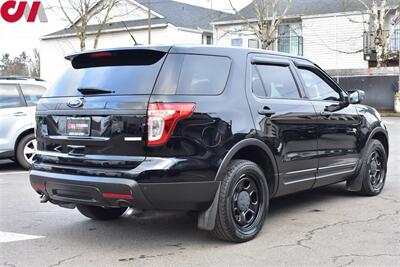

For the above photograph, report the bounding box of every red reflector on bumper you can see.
[102,193,133,200]
[32,183,45,191]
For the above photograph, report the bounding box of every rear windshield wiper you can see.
[77,88,114,95]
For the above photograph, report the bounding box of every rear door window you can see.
[20,84,46,106]
[154,54,231,95]
[252,64,300,99]
[0,84,24,109]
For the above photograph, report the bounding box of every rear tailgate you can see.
[34,48,169,173]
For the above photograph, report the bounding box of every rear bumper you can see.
[30,170,219,211]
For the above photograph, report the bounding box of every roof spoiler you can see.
[65,46,171,61]
[65,46,171,69]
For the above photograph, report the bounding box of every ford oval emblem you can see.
[67,98,84,108]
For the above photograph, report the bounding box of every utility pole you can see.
[148,0,151,45]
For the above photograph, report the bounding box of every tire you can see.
[16,133,37,170]
[212,160,269,242]
[77,205,127,220]
[358,139,387,196]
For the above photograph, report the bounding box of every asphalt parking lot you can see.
[0,118,399,267]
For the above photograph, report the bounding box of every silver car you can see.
[0,77,48,169]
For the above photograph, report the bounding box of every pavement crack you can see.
[47,254,82,267]
[337,258,355,267]
[269,210,400,250]
[2,262,16,267]
[332,253,400,267]
[378,196,400,204]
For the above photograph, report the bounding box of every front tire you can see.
[16,133,37,170]
[77,205,127,220]
[212,160,269,242]
[358,139,387,196]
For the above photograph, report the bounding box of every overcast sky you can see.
[0,0,66,57]
[0,0,244,58]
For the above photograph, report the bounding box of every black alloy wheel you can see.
[231,174,262,229]
[367,149,385,191]
[212,160,269,242]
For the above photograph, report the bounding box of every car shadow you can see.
[0,159,24,172]
[43,182,360,250]
[268,182,356,218]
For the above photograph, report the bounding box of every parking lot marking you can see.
[0,171,28,176]
[0,231,44,243]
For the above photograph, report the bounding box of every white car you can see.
[0,77,48,169]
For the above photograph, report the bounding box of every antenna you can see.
[121,21,138,46]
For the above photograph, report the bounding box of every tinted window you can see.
[252,64,300,99]
[154,54,231,95]
[45,52,166,97]
[20,84,46,106]
[298,69,340,101]
[0,84,23,109]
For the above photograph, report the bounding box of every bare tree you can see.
[50,0,132,51]
[31,49,41,77]
[0,52,31,76]
[229,0,292,49]
[340,0,400,67]
[361,0,400,66]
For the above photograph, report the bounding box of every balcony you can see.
[363,30,400,62]
[277,36,303,56]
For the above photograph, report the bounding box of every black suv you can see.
[30,45,388,242]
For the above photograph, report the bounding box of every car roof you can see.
[0,77,48,88]
[65,44,312,63]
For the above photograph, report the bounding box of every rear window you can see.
[0,84,23,109]
[20,84,46,106]
[45,50,167,97]
[154,54,231,95]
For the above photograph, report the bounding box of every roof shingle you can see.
[44,0,229,38]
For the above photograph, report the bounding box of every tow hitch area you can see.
[40,194,49,203]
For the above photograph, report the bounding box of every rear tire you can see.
[16,133,37,170]
[212,160,269,242]
[77,205,127,220]
[358,140,387,196]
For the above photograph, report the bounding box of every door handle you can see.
[258,108,275,117]
[13,112,27,117]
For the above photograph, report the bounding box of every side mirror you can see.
[348,90,365,104]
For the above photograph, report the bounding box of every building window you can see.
[206,35,212,45]
[277,23,303,56]
[389,23,400,52]
[248,39,259,48]
[231,38,243,47]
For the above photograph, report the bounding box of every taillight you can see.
[147,102,196,146]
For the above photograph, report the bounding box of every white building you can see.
[40,0,229,82]
[213,0,400,73]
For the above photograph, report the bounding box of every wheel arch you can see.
[369,128,389,158]
[215,138,279,196]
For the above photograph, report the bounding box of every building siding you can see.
[213,13,369,70]
[302,14,367,70]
